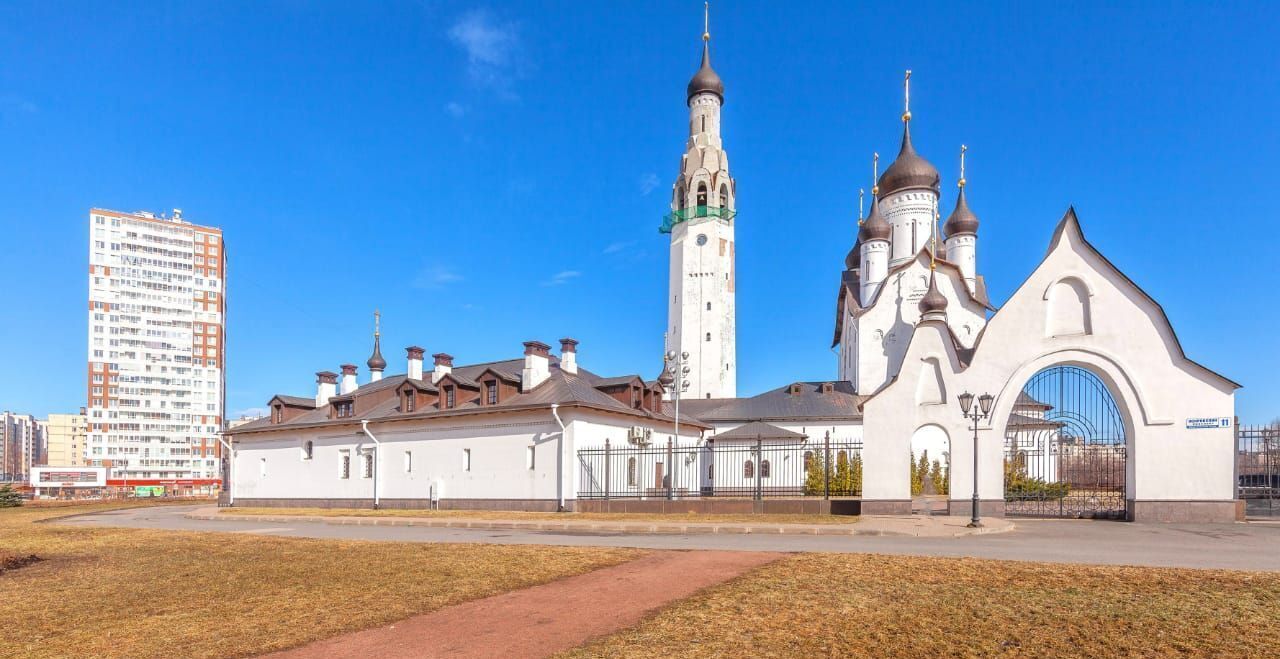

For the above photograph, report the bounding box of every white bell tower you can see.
[664,5,736,400]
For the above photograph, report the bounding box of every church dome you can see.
[844,242,861,270]
[367,335,386,371]
[857,196,892,243]
[878,123,940,196]
[687,42,724,105]
[943,187,980,236]
[918,272,948,316]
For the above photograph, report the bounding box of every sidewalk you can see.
[187,507,1013,538]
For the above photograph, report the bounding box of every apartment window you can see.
[362,453,373,479]
[339,452,351,479]
[302,440,313,460]
[404,450,413,473]
[526,446,535,470]
[485,380,498,405]
[462,448,471,471]
[444,386,456,409]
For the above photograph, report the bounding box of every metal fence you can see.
[1238,423,1280,517]
[576,438,863,500]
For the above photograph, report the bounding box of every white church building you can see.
[227,20,1240,523]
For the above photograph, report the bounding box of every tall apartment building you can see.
[87,208,225,494]
[43,408,87,467]
[1,412,45,482]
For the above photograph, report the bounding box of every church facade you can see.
[226,19,1240,523]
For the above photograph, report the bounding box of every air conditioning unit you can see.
[627,426,652,445]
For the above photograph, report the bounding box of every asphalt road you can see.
[60,505,1280,571]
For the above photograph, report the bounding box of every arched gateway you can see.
[1003,365,1127,519]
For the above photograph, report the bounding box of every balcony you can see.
[659,205,736,234]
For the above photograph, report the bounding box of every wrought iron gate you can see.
[1003,365,1128,519]
[1237,423,1280,518]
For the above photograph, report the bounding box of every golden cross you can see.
[959,144,968,189]
[903,70,912,122]
[858,188,865,221]
[374,309,381,337]
[872,152,880,195]
[703,1,710,41]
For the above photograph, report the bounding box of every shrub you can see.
[0,485,23,508]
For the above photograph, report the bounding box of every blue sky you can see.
[0,1,1276,423]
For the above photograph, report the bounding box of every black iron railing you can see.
[576,438,862,500]
[1237,423,1280,517]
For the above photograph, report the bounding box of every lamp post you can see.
[957,391,994,528]
[662,347,691,500]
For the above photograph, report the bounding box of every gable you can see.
[986,208,1238,391]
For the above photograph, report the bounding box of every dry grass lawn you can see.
[565,553,1280,658]
[0,502,640,658]
[224,506,861,525]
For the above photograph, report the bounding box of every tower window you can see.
[706,332,711,342]
[706,302,712,311]
[719,184,729,207]
[696,184,708,211]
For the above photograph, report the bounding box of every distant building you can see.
[1,412,45,482]
[43,408,88,467]
[87,208,226,495]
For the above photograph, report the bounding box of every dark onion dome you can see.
[687,41,724,105]
[845,241,861,270]
[919,271,948,316]
[943,186,980,236]
[878,123,940,196]
[367,335,386,371]
[657,362,676,388]
[857,196,892,243]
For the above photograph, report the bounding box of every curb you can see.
[184,509,1015,538]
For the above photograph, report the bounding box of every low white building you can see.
[228,339,706,511]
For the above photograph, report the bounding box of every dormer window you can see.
[334,401,354,418]
[272,404,283,424]
[444,386,456,409]
[403,390,416,412]
[789,383,804,395]
[485,380,498,405]
[820,382,835,394]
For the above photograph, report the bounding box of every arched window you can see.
[803,451,814,470]
[837,450,849,468]
[302,440,313,460]
[743,460,755,479]
[696,184,708,213]
[719,184,729,208]
[706,302,712,311]
[760,459,771,479]
[627,457,637,486]
[706,332,712,342]
[676,184,686,208]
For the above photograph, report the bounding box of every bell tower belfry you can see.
[662,3,736,400]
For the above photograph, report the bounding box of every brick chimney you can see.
[340,364,358,395]
[406,346,425,380]
[432,353,454,384]
[522,341,552,392]
[315,371,338,407]
[559,338,579,375]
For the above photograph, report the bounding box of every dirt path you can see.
[262,550,784,658]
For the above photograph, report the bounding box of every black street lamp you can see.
[958,391,995,528]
